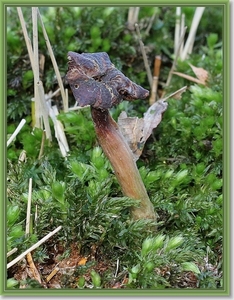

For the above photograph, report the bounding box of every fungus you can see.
[66,51,156,220]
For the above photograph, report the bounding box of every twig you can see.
[37,8,67,111]
[135,23,153,87]
[181,7,205,60]
[7,119,26,147]
[7,226,62,269]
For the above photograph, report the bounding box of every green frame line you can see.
[1,0,230,296]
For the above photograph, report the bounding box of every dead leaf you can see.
[118,112,144,160]
[189,63,209,84]
[118,87,187,161]
[78,257,88,266]
[142,100,168,144]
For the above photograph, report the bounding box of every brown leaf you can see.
[118,87,187,161]
[189,63,209,84]
[142,99,168,142]
[118,112,144,161]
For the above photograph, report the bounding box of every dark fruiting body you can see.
[66,51,149,109]
[66,51,156,220]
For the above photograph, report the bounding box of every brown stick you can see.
[91,107,156,220]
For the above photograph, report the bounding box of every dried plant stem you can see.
[91,108,156,220]
[25,178,33,236]
[7,248,18,257]
[17,8,34,71]
[46,267,59,282]
[7,226,62,269]
[24,178,42,284]
[38,130,46,160]
[162,26,187,98]
[149,55,161,105]
[36,80,52,140]
[181,7,205,61]
[127,7,140,30]
[135,23,153,87]
[145,9,158,36]
[37,8,67,111]
[172,71,206,85]
[7,119,26,147]
[68,105,90,111]
[47,104,69,157]
[174,7,181,56]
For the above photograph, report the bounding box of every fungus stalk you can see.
[66,51,156,220]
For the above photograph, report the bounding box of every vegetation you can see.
[6,6,224,291]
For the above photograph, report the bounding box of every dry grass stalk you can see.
[36,81,52,140]
[135,23,153,87]
[145,9,158,36]
[7,248,18,258]
[149,55,161,105]
[181,7,205,60]
[68,105,90,111]
[17,8,35,71]
[7,226,62,269]
[7,119,26,147]
[46,267,59,283]
[127,7,140,30]
[174,7,181,55]
[161,26,187,98]
[172,71,207,85]
[46,102,69,157]
[37,8,67,110]
[24,178,42,284]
